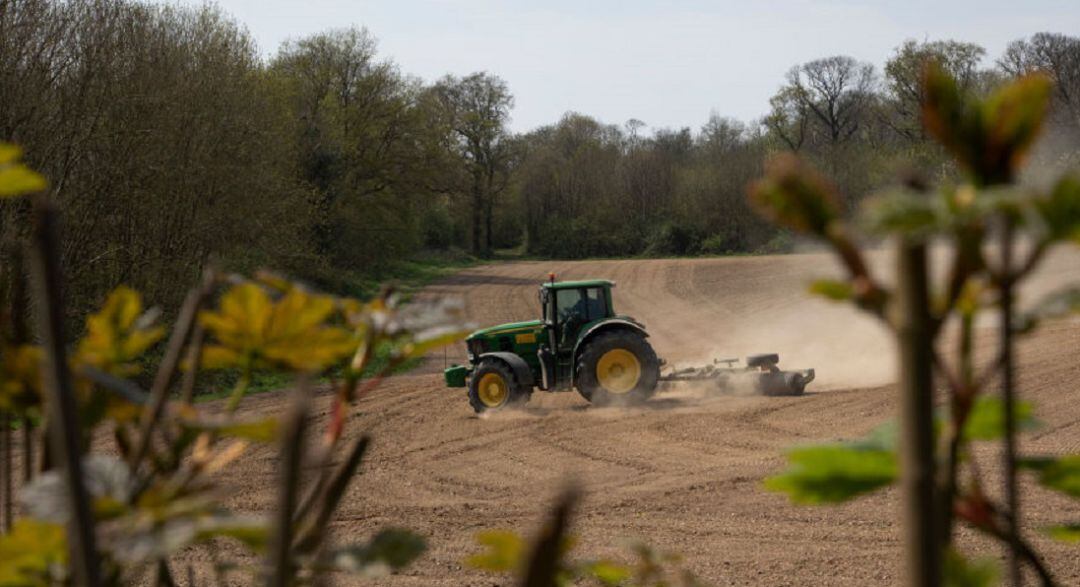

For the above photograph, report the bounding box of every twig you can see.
[30,196,101,586]
[129,271,214,473]
[293,436,370,554]
[268,382,310,587]
[81,366,150,405]
[155,560,177,587]
[179,321,205,405]
[999,218,1021,587]
[1,412,10,533]
[522,485,580,587]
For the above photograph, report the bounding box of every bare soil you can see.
[214,249,1080,585]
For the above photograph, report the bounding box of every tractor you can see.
[443,276,814,412]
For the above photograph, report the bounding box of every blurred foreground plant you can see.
[467,487,708,587]
[0,146,471,585]
[751,64,1080,587]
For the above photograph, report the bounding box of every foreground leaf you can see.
[329,529,426,577]
[808,279,853,302]
[0,143,47,197]
[765,444,898,504]
[1045,524,1080,543]
[944,549,998,587]
[468,530,526,572]
[862,190,944,237]
[0,520,66,586]
[748,154,841,236]
[75,287,164,377]
[963,396,1039,441]
[1033,174,1080,243]
[1021,455,1080,498]
[183,416,280,443]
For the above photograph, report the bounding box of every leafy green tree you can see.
[432,73,516,257]
[884,39,987,142]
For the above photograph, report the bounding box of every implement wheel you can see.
[576,331,660,405]
[468,358,528,413]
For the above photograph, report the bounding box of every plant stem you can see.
[1000,219,1021,586]
[896,240,941,587]
[225,369,251,413]
[943,310,976,546]
[180,322,205,405]
[130,281,211,473]
[21,417,31,482]
[30,197,101,586]
[268,386,309,587]
[1,412,10,533]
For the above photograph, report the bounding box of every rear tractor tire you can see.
[576,331,660,405]
[468,358,529,413]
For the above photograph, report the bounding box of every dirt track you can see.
[224,249,1080,586]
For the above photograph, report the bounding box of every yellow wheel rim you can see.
[596,348,641,394]
[477,372,510,407]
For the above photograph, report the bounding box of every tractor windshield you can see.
[555,287,608,347]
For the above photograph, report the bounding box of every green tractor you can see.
[444,277,659,412]
[444,276,815,413]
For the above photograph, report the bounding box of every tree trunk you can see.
[471,178,483,255]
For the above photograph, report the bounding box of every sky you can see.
[179,0,1080,133]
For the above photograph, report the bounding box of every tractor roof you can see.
[541,279,614,290]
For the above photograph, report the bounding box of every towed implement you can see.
[444,275,814,413]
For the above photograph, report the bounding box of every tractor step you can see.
[658,354,814,396]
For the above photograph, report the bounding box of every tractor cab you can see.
[540,279,614,352]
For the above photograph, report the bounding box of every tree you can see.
[778,56,878,147]
[433,73,515,257]
[999,33,1080,129]
[884,39,986,141]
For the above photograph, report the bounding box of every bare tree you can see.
[782,56,877,146]
[1000,33,1080,128]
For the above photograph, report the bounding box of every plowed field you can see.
[222,249,1080,585]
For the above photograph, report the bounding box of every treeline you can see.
[1,0,1079,313]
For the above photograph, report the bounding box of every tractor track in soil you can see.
[66,250,1080,585]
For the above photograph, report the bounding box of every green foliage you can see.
[327,529,427,576]
[644,221,703,256]
[467,530,527,572]
[0,144,46,198]
[467,530,704,587]
[962,397,1039,441]
[1033,174,1080,243]
[808,279,854,302]
[0,520,66,586]
[198,284,355,373]
[862,190,945,237]
[1045,524,1080,543]
[749,154,841,236]
[943,549,999,587]
[1020,455,1080,498]
[922,63,1052,185]
[764,443,898,504]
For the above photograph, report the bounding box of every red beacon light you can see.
[548,272,556,284]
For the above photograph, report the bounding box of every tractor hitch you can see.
[658,353,814,396]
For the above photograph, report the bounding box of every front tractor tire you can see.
[468,358,529,413]
[576,331,660,405]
